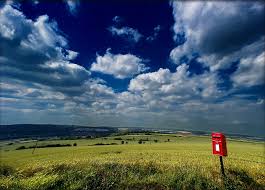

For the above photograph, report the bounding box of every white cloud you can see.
[123,63,221,115]
[0,5,112,107]
[112,16,123,23]
[90,49,148,79]
[3,0,21,9]
[170,42,192,65]
[21,15,68,53]
[231,52,265,87]
[0,4,25,40]
[0,5,72,60]
[0,5,86,93]
[198,37,265,71]
[65,49,79,60]
[113,72,264,136]
[65,0,79,16]
[128,64,220,103]
[32,0,39,5]
[108,26,143,43]
[40,61,90,83]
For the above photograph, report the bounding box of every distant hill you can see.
[0,124,263,141]
[0,124,118,140]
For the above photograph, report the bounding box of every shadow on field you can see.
[223,168,264,190]
[0,164,15,177]
[0,163,264,190]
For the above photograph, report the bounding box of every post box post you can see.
[219,156,225,177]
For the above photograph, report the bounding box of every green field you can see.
[0,134,264,190]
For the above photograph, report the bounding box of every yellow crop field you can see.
[0,134,264,190]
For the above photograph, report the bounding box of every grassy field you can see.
[0,134,264,190]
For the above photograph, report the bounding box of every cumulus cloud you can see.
[0,5,141,124]
[146,25,161,41]
[0,5,114,114]
[108,26,143,43]
[170,1,265,91]
[128,64,220,104]
[0,6,68,56]
[170,1,265,68]
[0,5,88,93]
[90,49,148,79]
[231,52,265,87]
[161,1,265,135]
[111,63,264,136]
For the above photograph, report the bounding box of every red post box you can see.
[212,132,227,156]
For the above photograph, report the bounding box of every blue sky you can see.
[0,0,264,137]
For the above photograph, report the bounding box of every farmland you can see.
[0,134,264,190]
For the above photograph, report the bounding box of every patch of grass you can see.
[1,161,264,190]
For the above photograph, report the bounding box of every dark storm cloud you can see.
[199,3,265,56]
[172,1,265,56]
